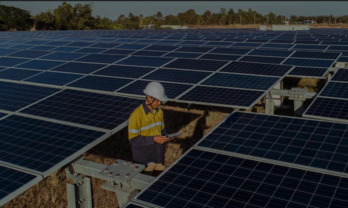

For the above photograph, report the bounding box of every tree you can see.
[0,5,33,31]
[34,9,55,30]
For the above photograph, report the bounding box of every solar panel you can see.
[68,75,132,92]
[220,61,291,77]
[117,44,148,50]
[233,42,262,47]
[179,86,264,108]
[210,48,251,55]
[0,57,29,67]
[327,45,348,51]
[0,48,19,56]
[21,89,143,130]
[65,41,94,47]
[164,58,227,71]
[102,49,135,55]
[93,65,155,78]
[117,80,192,99]
[304,97,348,122]
[134,148,348,208]
[292,45,327,50]
[143,45,179,51]
[248,49,293,57]
[16,60,64,70]
[283,58,334,68]
[0,165,41,207]
[8,50,50,58]
[239,56,285,64]
[198,54,241,61]
[117,56,173,67]
[319,82,348,99]
[288,66,328,78]
[51,62,107,74]
[74,54,126,64]
[44,41,71,46]
[0,81,59,111]
[291,51,340,59]
[89,43,120,48]
[123,202,147,208]
[24,71,82,86]
[30,45,56,51]
[164,52,201,59]
[143,68,211,84]
[199,111,348,172]
[132,51,167,57]
[39,52,86,61]
[332,68,348,82]
[51,46,79,53]
[175,46,212,53]
[74,48,106,54]
[0,68,41,81]
[202,73,280,90]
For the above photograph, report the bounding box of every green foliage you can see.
[0,5,33,31]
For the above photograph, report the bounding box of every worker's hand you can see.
[154,135,171,144]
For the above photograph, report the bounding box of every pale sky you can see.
[1,1,347,20]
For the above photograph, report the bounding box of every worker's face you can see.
[151,97,161,109]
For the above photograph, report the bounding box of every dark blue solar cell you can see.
[66,42,94,47]
[0,81,59,111]
[0,112,6,118]
[25,72,82,85]
[291,51,340,59]
[9,44,33,50]
[202,73,279,90]
[117,44,148,50]
[94,65,155,78]
[260,43,293,49]
[89,43,120,48]
[327,46,348,51]
[178,40,205,46]
[51,62,107,74]
[74,48,106,54]
[220,61,291,76]
[117,56,173,67]
[8,50,50,58]
[16,60,65,70]
[30,45,57,51]
[199,54,241,61]
[0,68,41,80]
[284,58,333,67]
[0,48,19,56]
[210,47,251,55]
[204,41,233,46]
[240,56,285,64]
[74,54,126,64]
[25,40,49,45]
[44,41,71,46]
[144,68,210,84]
[293,45,327,50]
[304,97,348,121]
[0,115,104,173]
[175,46,213,53]
[0,57,29,67]
[233,42,262,47]
[132,50,167,57]
[180,86,263,108]
[40,52,86,61]
[21,89,143,130]
[337,56,348,62]
[102,49,136,55]
[51,47,80,52]
[0,166,39,206]
[117,80,192,99]
[164,58,227,71]
[164,52,201,58]
[332,69,348,82]
[68,75,131,92]
[249,49,293,57]
[143,45,179,51]
[289,66,328,77]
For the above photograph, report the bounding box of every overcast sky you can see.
[1,1,347,20]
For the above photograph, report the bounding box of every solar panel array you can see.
[132,112,348,208]
[1,29,348,206]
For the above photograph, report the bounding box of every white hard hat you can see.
[143,81,168,103]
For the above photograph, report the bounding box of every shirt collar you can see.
[142,102,156,114]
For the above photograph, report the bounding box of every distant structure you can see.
[160,25,188,29]
[260,25,310,31]
[304,20,316,24]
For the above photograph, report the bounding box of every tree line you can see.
[1,2,348,31]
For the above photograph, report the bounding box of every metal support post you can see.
[66,176,93,208]
[288,88,309,116]
[265,92,274,115]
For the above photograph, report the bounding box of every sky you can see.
[1,1,347,20]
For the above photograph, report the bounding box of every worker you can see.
[128,81,173,175]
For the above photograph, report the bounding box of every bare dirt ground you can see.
[3,103,231,208]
